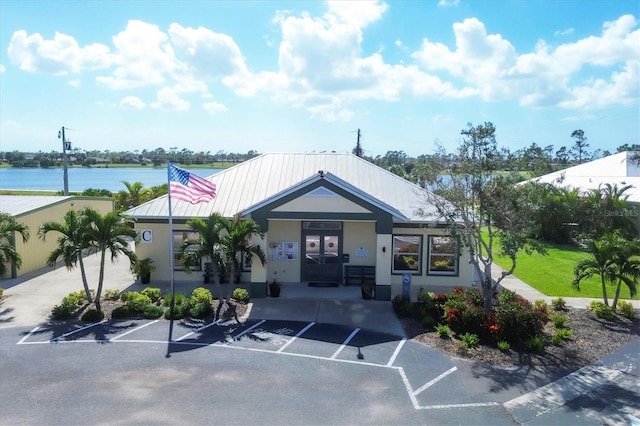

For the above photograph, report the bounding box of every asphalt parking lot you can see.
[2,317,519,425]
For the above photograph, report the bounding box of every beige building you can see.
[1,195,115,278]
[126,153,472,301]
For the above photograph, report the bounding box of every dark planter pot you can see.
[141,273,151,285]
[361,284,374,300]
[269,283,281,298]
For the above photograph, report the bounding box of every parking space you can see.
[14,317,503,413]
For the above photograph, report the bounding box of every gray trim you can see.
[250,281,267,298]
[249,179,395,226]
[375,285,391,301]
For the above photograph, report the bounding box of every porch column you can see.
[375,233,392,301]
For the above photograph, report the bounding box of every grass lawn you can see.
[488,235,638,300]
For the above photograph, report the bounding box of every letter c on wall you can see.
[141,229,153,244]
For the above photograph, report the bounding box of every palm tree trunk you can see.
[94,250,107,312]
[78,255,93,304]
[600,276,609,306]
[612,280,622,310]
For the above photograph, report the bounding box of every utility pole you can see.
[58,126,70,195]
[353,128,363,157]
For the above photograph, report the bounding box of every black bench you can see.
[344,265,376,286]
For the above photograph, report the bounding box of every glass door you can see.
[302,222,342,283]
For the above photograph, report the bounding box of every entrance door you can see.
[302,222,342,283]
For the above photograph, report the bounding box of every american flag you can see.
[169,163,217,204]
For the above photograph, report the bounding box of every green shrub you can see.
[143,304,164,319]
[617,301,637,320]
[497,289,518,305]
[0,288,4,297]
[435,323,451,338]
[551,297,566,311]
[392,295,414,317]
[496,297,547,343]
[232,288,250,303]
[553,328,573,344]
[533,299,548,315]
[81,309,104,323]
[422,315,436,329]
[552,313,567,329]
[461,288,484,307]
[111,306,131,319]
[590,301,615,320]
[62,290,87,306]
[140,287,161,303]
[163,293,187,307]
[189,302,213,318]
[124,292,152,312]
[191,287,213,305]
[459,332,480,348]
[164,305,185,320]
[525,335,545,352]
[497,341,511,352]
[51,302,76,320]
[104,289,121,301]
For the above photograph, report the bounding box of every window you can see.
[392,235,422,274]
[173,231,201,271]
[427,236,458,276]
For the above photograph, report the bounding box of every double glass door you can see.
[302,222,342,283]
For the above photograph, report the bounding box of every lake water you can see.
[0,167,221,192]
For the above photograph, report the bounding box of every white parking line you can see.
[110,320,160,341]
[17,326,40,345]
[386,338,406,366]
[232,319,265,341]
[419,402,500,410]
[330,327,360,359]
[50,320,107,342]
[413,366,457,396]
[277,322,315,353]
[175,319,222,341]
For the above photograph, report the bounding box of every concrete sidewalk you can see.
[0,253,404,336]
[489,264,640,310]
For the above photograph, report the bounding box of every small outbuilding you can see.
[126,152,472,300]
[0,195,115,279]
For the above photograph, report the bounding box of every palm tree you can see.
[573,234,618,306]
[0,213,30,278]
[573,232,640,308]
[81,208,137,311]
[179,213,227,300]
[610,235,640,310]
[219,214,266,285]
[117,181,151,210]
[38,210,93,304]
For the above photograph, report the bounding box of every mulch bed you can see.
[399,307,640,371]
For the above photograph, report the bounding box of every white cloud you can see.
[96,20,181,90]
[554,28,574,37]
[202,101,228,115]
[411,14,639,109]
[150,87,190,110]
[67,79,80,87]
[119,96,146,109]
[437,0,460,7]
[7,30,112,75]
[0,64,5,73]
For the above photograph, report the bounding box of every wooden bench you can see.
[344,265,376,286]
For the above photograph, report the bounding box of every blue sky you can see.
[1,0,638,158]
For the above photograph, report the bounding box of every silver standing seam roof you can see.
[126,152,443,223]
[522,151,640,204]
[0,195,73,217]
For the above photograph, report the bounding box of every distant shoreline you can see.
[0,163,233,170]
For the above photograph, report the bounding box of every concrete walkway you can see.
[490,264,640,309]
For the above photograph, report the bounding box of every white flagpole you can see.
[167,162,175,309]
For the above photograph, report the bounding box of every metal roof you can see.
[523,151,640,203]
[0,195,73,217]
[126,152,443,223]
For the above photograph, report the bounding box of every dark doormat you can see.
[308,282,339,288]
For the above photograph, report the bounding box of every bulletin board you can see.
[268,242,298,260]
